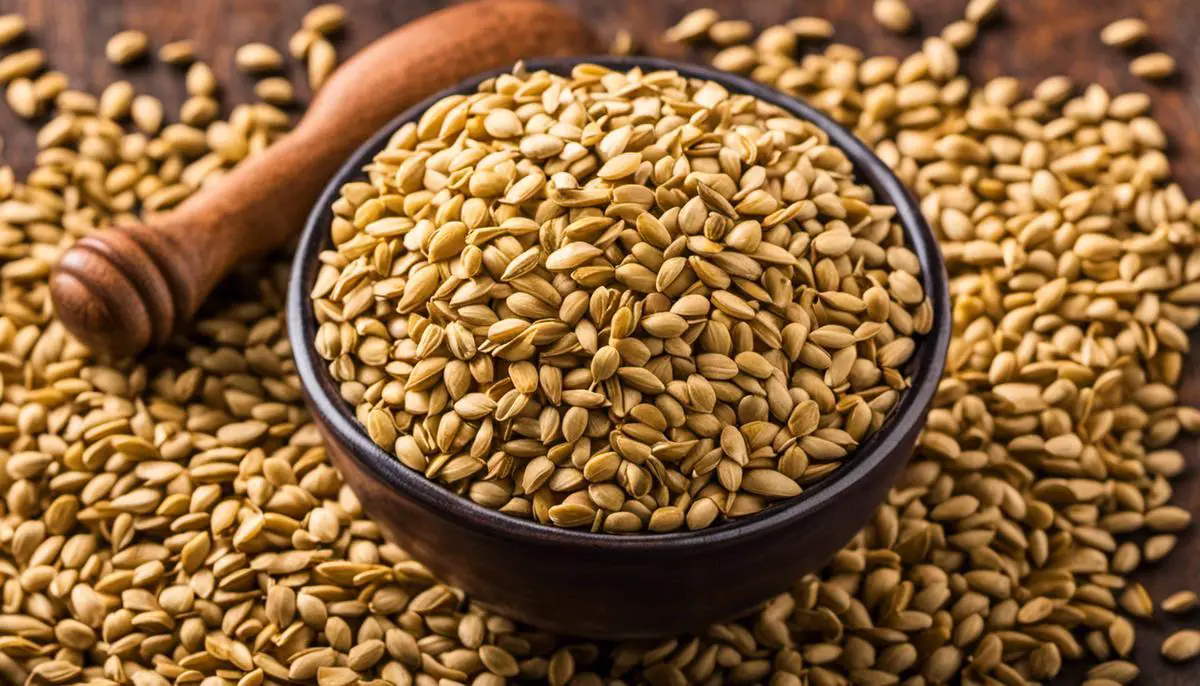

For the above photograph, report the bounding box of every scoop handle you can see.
[50,0,599,358]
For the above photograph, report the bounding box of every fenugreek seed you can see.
[186,62,217,97]
[1162,591,1197,614]
[709,20,753,46]
[941,20,977,49]
[235,43,283,73]
[741,470,802,498]
[0,49,43,84]
[964,0,1000,23]
[289,29,319,59]
[158,40,196,64]
[712,46,757,73]
[0,14,26,45]
[5,77,37,119]
[255,77,295,105]
[1162,630,1200,663]
[131,95,164,134]
[106,30,148,65]
[180,95,218,126]
[1109,618,1135,656]
[1129,52,1175,80]
[609,29,635,56]
[1100,18,1148,47]
[1145,506,1191,531]
[1118,583,1153,618]
[303,4,346,34]
[98,80,134,120]
[787,17,834,39]
[873,0,914,34]
[665,8,720,43]
[308,38,337,91]
[31,70,67,101]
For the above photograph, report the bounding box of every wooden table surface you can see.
[0,0,1196,682]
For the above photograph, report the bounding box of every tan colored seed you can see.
[964,0,1000,23]
[5,77,37,119]
[0,14,25,46]
[1162,591,1197,614]
[289,29,319,59]
[709,20,753,46]
[1130,52,1176,80]
[307,38,336,91]
[609,29,635,56]
[158,40,196,64]
[787,17,834,39]
[0,49,43,84]
[255,77,295,105]
[873,0,914,34]
[303,4,345,34]
[186,62,217,97]
[1100,18,1148,47]
[235,43,283,73]
[666,8,720,43]
[106,30,148,64]
[1162,630,1200,663]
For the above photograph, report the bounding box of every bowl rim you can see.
[287,55,952,552]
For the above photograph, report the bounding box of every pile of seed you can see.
[0,2,1199,685]
[310,64,932,533]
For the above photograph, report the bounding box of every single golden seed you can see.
[158,39,197,65]
[1129,52,1176,80]
[105,29,149,65]
[235,42,283,73]
[302,3,345,34]
[1100,17,1149,47]
[873,0,914,34]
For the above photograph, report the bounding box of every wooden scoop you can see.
[50,0,598,358]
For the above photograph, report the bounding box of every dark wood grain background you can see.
[0,0,1196,682]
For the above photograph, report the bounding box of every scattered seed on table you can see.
[302,3,346,34]
[289,28,319,59]
[255,77,295,105]
[0,48,43,84]
[709,19,753,46]
[307,38,336,90]
[788,16,835,39]
[1162,590,1197,614]
[1162,630,1200,663]
[0,13,26,45]
[608,29,635,56]
[1101,17,1149,47]
[665,8,719,43]
[5,77,37,118]
[873,0,914,34]
[105,29,148,64]
[1130,52,1176,80]
[235,42,283,73]
[158,39,197,65]
[186,61,217,96]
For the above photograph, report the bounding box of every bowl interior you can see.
[287,55,952,551]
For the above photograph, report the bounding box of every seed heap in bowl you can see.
[310,64,933,533]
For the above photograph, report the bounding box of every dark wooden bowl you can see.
[287,56,952,639]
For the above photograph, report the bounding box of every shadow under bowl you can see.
[287,56,952,639]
